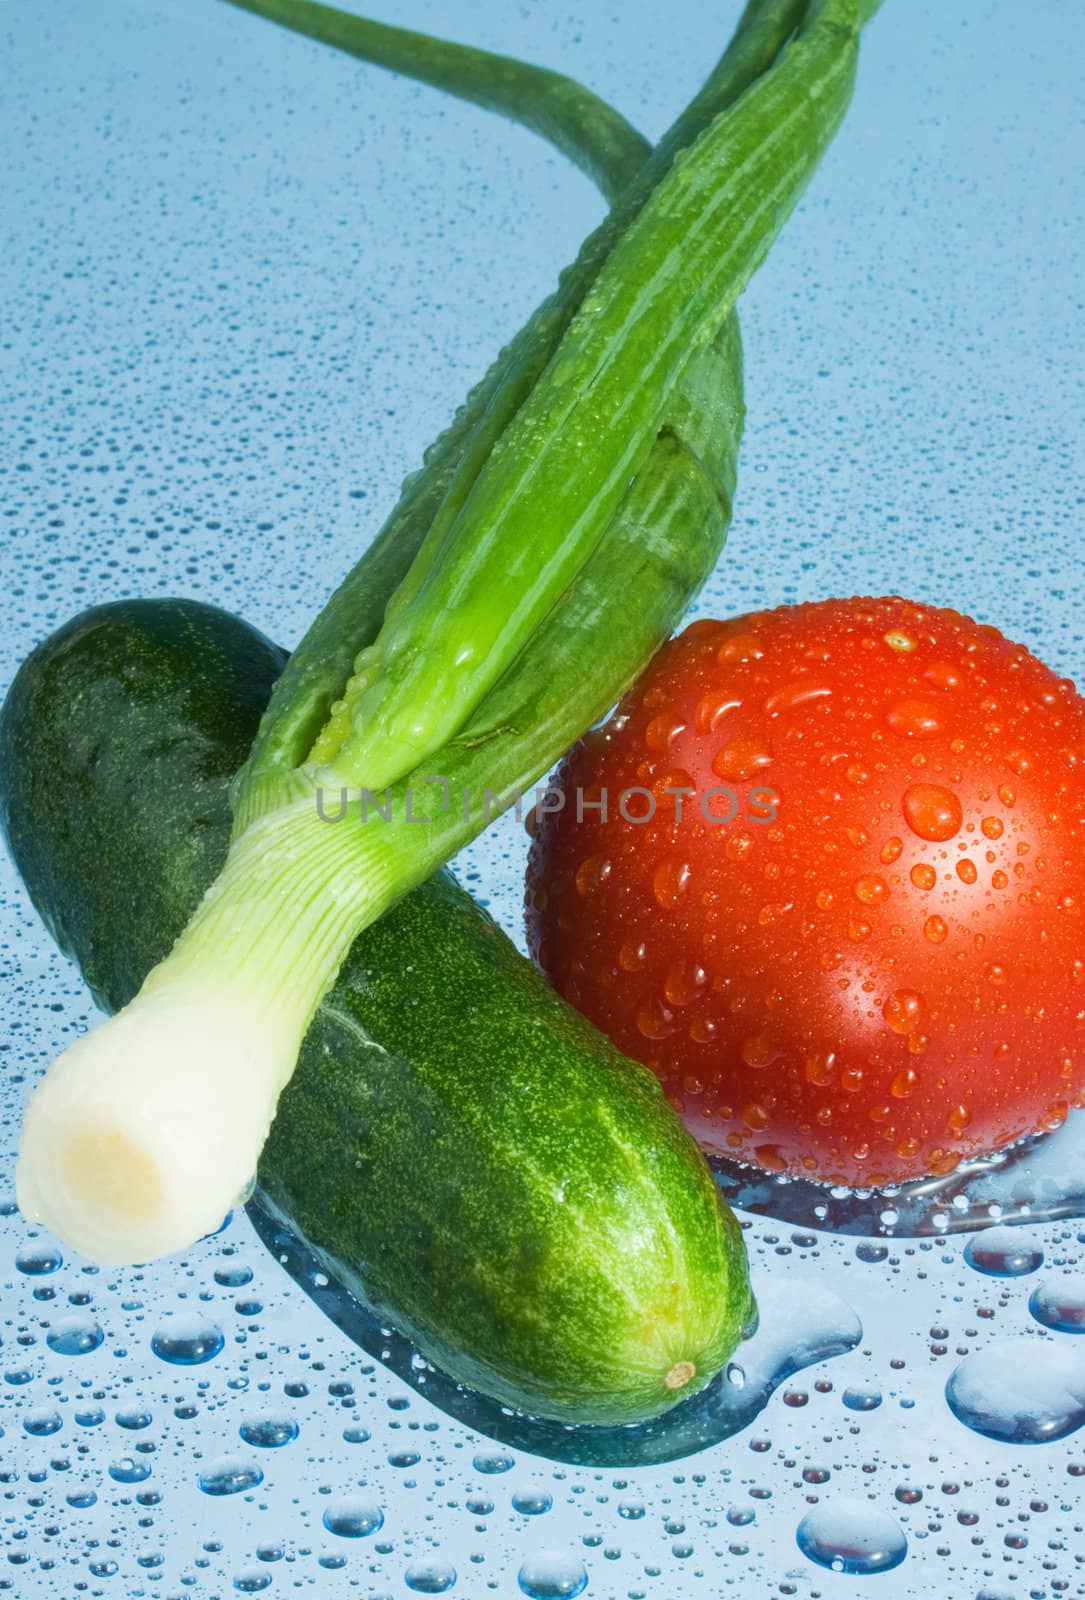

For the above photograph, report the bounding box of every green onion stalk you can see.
[17,0,879,1264]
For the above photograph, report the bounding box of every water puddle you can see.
[248,1199,860,1467]
[711,1111,1085,1237]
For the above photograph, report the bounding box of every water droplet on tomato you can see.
[743,1102,770,1131]
[880,836,903,865]
[653,857,691,909]
[757,1144,797,1178]
[981,816,1004,840]
[902,782,963,841]
[574,854,611,898]
[695,693,741,734]
[925,661,961,690]
[854,875,889,905]
[713,740,773,782]
[890,1068,919,1098]
[764,679,833,715]
[689,1014,718,1045]
[664,962,706,1007]
[883,631,916,653]
[741,1033,781,1069]
[717,632,763,666]
[886,699,944,738]
[636,1001,676,1040]
[726,833,754,862]
[947,1104,971,1132]
[957,858,978,884]
[645,713,686,753]
[618,940,646,972]
[805,1052,836,1086]
[910,863,937,891]
[924,915,949,943]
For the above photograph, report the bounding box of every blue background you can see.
[1,1,1083,1595]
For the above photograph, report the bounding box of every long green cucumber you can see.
[0,599,754,1425]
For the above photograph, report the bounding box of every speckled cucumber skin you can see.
[0,598,753,1424]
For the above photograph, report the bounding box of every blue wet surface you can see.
[1,1,1083,1594]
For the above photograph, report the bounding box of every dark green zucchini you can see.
[0,598,753,1425]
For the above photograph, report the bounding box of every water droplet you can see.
[764,679,833,715]
[652,856,691,909]
[1028,1276,1085,1333]
[405,1557,457,1593]
[946,1337,1085,1441]
[717,632,763,665]
[15,1242,61,1275]
[883,631,916,653]
[924,914,948,943]
[109,1457,151,1485]
[964,1226,1044,1277]
[23,1408,62,1437]
[233,1571,272,1594]
[796,1499,907,1574]
[473,1449,515,1474]
[645,713,685,752]
[513,1487,554,1515]
[198,1458,264,1496]
[240,1415,299,1447]
[842,1383,882,1411]
[882,990,925,1035]
[886,698,944,738]
[712,740,773,782]
[694,693,741,735]
[618,939,646,973]
[322,1497,383,1537]
[855,1243,889,1264]
[46,1315,104,1356]
[214,1263,254,1287]
[909,862,937,890]
[151,1313,224,1365]
[902,783,963,842]
[574,854,611,897]
[517,1552,588,1599]
[116,1408,152,1430]
[925,661,960,689]
[854,875,889,905]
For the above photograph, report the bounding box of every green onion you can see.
[232,0,803,827]
[17,0,877,1264]
[223,0,649,203]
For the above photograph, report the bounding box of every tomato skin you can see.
[526,597,1085,1189]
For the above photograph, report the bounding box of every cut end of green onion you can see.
[15,987,291,1265]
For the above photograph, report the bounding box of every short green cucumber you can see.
[0,598,753,1425]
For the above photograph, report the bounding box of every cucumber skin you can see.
[0,599,753,1424]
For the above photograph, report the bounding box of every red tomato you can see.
[526,597,1085,1189]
